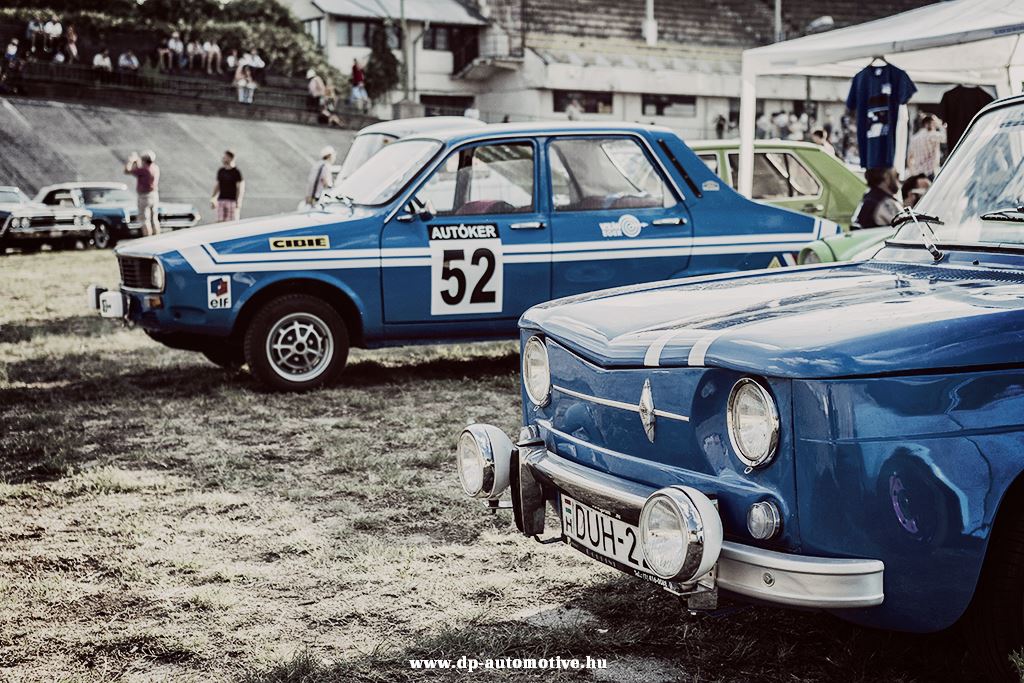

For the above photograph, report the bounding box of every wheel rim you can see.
[93,223,110,249]
[265,312,334,382]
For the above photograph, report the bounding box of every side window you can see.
[415,142,534,216]
[548,137,676,212]
[42,190,59,205]
[727,152,821,199]
[697,153,719,175]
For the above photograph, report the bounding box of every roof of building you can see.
[312,0,486,26]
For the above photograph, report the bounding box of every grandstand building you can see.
[284,0,939,136]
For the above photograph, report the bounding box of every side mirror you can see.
[397,198,436,223]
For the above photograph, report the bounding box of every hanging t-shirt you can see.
[939,85,994,151]
[846,63,917,169]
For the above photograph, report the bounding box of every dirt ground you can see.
[0,249,988,682]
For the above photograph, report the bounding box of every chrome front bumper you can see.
[515,435,885,610]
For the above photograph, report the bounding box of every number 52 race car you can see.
[89,121,836,391]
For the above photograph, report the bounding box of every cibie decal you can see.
[428,224,503,316]
[269,235,330,250]
[207,275,232,309]
[599,214,648,238]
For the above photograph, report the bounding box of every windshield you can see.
[82,187,133,204]
[337,133,397,180]
[0,189,29,204]
[333,139,441,206]
[901,103,1024,246]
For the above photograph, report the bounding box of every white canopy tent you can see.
[737,0,1024,197]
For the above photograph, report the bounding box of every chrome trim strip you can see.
[552,384,690,423]
[524,446,885,609]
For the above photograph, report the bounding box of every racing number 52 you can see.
[440,247,497,306]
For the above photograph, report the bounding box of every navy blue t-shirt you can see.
[846,63,917,169]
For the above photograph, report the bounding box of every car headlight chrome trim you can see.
[457,423,514,500]
[150,259,166,292]
[726,378,780,469]
[639,486,723,583]
[522,335,551,407]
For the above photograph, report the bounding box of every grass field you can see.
[0,249,988,682]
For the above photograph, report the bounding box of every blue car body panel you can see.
[113,123,833,347]
[518,244,1024,631]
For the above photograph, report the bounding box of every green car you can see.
[796,226,893,264]
[689,139,866,229]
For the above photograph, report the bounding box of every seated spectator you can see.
[64,25,78,63]
[52,50,65,64]
[235,65,256,104]
[240,49,265,83]
[225,48,238,75]
[901,174,931,209]
[4,38,19,68]
[156,36,172,72]
[852,167,901,229]
[318,85,344,127]
[167,31,184,71]
[118,50,140,73]
[26,14,44,54]
[187,37,203,71]
[203,38,222,74]
[307,68,326,109]
[43,14,62,53]
[92,48,112,72]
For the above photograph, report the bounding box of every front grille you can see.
[29,215,77,228]
[118,256,155,289]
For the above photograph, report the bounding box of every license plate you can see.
[561,494,651,575]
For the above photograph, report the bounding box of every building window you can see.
[642,94,697,117]
[424,25,450,51]
[553,90,613,115]
[336,19,370,47]
[303,18,325,47]
[420,94,475,117]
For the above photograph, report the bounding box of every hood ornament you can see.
[639,379,656,443]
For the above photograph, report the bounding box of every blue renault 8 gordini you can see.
[457,96,1024,678]
[89,122,834,391]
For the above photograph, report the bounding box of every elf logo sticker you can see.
[599,214,648,238]
[207,275,232,309]
[269,235,330,250]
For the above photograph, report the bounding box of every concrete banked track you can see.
[0,98,354,220]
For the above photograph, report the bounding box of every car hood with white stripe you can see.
[521,257,1024,379]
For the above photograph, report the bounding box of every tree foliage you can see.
[363,25,400,102]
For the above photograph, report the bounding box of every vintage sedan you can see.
[34,182,201,249]
[457,96,1024,678]
[0,185,92,252]
[689,139,865,228]
[88,122,835,391]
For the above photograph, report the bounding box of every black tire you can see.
[243,294,349,392]
[201,345,244,370]
[92,221,117,249]
[965,492,1024,681]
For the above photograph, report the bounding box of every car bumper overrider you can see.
[459,423,885,611]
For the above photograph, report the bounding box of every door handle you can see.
[651,217,686,226]
[510,220,545,229]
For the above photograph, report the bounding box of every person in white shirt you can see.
[203,39,221,74]
[118,50,139,72]
[167,31,184,71]
[306,146,336,207]
[43,15,62,52]
[92,48,112,72]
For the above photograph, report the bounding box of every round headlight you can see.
[150,260,165,291]
[523,336,551,406]
[747,500,781,540]
[15,217,26,228]
[457,430,485,497]
[639,486,723,582]
[726,378,779,469]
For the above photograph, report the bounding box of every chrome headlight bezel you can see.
[639,486,723,582]
[150,259,166,291]
[456,424,513,500]
[522,335,551,407]
[726,378,780,469]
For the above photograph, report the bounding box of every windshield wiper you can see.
[891,206,944,261]
[980,206,1024,223]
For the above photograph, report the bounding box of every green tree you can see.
[363,24,399,102]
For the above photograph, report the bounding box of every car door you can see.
[546,135,692,298]
[380,138,551,325]
[727,150,826,218]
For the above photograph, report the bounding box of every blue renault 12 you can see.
[456,97,1024,678]
[88,122,834,391]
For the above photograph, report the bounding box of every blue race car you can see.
[457,97,1024,678]
[35,182,201,249]
[88,122,836,391]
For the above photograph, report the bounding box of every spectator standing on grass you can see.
[203,38,222,74]
[235,66,256,104]
[118,50,140,73]
[306,146,336,207]
[167,31,184,71]
[92,48,112,72]
[907,114,944,179]
[124,151,161,236]
[211,150,244,222]
[43,15,62,53]
[852,167,901,229]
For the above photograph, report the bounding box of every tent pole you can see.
[738,57,757,198]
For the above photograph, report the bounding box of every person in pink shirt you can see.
[124,150,161,236]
